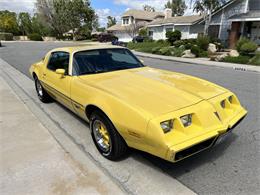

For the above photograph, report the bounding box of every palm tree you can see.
[191,0,226,35]
[165,0,187,16]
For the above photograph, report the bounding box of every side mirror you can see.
[55,69,65,76]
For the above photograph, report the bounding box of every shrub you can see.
[0,32,13,40]
[191,45,201,57]
[166,30,181,45]
[156,39,166,44]
[91,37,98,41]
[249,54,260,66]
[152,46,161,54]
[236,37,250,53]
[197,36,209,51]
[198,50,208,57]
[185,43,192,49]
[28,33,43,41]
[159,47,173,55]
[143,37,153,42]
[239,42,258,55]
[222,55,251,64]
[139,28,148,36]
[172,40,184,47]
[172,47,185,57]
[128,41,170,53]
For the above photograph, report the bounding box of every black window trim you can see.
[47,51,71,75]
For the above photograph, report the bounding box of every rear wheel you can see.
[34,76,52,103]
[90,111,128,160]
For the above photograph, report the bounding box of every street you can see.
[1,42,260,195]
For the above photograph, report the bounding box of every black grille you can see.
[174,137,216,161]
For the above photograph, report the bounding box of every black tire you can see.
[34,76,52,103]
[90,110,128,160]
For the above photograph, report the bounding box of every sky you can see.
[0,0,194,27]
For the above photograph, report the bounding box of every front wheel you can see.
[90,111,128,160]
[34,76,52,103]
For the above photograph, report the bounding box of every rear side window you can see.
[47,52,70,73]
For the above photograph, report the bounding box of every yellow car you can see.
[30,45,247,162]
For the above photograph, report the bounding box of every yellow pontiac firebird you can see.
[30,45,247,162]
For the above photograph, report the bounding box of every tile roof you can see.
[148,15,203,26]
[122,9,164,20]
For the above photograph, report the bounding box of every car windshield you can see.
[73,48,144,76]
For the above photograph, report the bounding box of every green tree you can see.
[143,5,155,12]
[139,28,147,36]
[0,10,19,35]
[107,16,116,28]
[192,0,226,35]
[18,12,32,35]
[164,0,187,16]
[35,0,95,38]
[31,14,53,36]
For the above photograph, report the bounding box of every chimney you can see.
[164,8,172,19]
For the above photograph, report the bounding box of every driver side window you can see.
[47,52,70,74]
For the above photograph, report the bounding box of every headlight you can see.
[180,114,192,127]
[160,119,173,133]
[228,96,233,103]
[220,100,225,108]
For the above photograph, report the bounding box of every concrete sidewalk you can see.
[0,76,125,195]
[133,51,260,73]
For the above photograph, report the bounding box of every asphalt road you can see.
[1,42,260,195]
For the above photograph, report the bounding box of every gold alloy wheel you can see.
[93,120,111,152]
[36,80,43,97]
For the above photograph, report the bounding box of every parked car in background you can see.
[132,36,144,43]
[111,40,127,47]
[98,33,118,42]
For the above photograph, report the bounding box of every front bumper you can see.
[167,109,246,162]
[146,92,247,163]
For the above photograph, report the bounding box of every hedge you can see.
[0,32,13,40]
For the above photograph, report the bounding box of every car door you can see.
[42,51,73,110]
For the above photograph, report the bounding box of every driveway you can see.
[1,41,259,195]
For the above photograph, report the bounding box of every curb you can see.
[133,51,260,73]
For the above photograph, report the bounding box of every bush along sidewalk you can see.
[127,32,259,66]
[222,38,259,65]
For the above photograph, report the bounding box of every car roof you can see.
[50,44,125,54]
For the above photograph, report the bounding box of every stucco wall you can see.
[148,24,203,40]
[113,31,132,42]
[149,26,165,40]
[190,24,204,38]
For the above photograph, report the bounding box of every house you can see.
[197,0,260,47]
[107,9,164,42]
[147,0,260,47]
[147,9,203,40]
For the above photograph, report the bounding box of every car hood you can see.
[79,67,227,117]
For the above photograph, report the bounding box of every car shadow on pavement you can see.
[130,133,238,178]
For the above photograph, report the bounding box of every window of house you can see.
[166,28,173,32]
[123,18,129,25]
[148,31,153,37]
